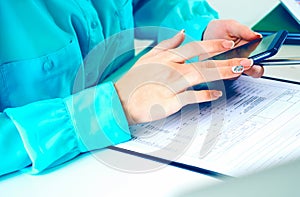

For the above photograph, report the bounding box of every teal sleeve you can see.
[133,0,219,42]
[0,113,31,176]
[2,82,131,175]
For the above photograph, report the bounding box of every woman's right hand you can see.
[115,30,254,124]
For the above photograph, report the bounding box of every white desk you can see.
[1,1,300,196]
[0,149,219,197]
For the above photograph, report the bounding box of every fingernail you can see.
[232,65,244,73]
[213,91,223,97]
[254,32,262,37]
[240,59,253,67]
[175,29,185,37]
[222,40,235,49]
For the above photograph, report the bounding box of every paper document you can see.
[117,76,300,177]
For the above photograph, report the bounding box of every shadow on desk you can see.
[176,157,300,197]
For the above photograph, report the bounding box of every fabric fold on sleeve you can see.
[133,0,218,42]
[0,113,31,176]
[157,0,219,43]
[4,81,131,174]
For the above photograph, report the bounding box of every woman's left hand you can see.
[202,19,264,78]
[203,19,261,45]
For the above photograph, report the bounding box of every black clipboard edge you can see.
[108,146,232,180]
[262,76,300,85]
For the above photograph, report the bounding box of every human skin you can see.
[115,29,257,124]
[203,19,264,78]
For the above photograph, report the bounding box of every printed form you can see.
[117,76,300,177]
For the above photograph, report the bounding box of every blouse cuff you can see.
[64,81,131,152]
[4,81,131,174]
[4,99,80,174]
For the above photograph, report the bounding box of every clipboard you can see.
[114,75,300,179]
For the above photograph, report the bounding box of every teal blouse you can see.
[0,0,218,176]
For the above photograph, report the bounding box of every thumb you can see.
[149,29,185,56]
[230,22,262,41]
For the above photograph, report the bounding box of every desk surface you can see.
[1,1,300,196]
[0,149,219,197]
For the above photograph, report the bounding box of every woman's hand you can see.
[115,31,253,124]
[203,19,261,45]
[203,19,264,78]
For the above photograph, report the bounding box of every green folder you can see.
[252,3,300,44]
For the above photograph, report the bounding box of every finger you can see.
[243,65,264,78]
[194,57,252,71]
[177,90,223,106]
[190,58,253,85]
[169,39,234,62]
[149,30,185,56]
[227,20,262,42]
[172,58,253,93]
[198,51,226,61]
